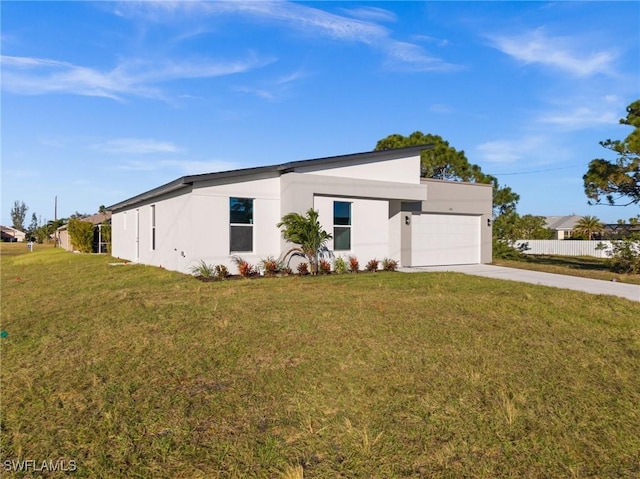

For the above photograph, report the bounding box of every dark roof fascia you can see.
[107,177,192,211]
[108,144,432,211]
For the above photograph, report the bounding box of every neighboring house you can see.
[544,215,583,240]
[1,225,26,242]
[603,222,640,239]
[107,145,493,274]
[58,212,112,253]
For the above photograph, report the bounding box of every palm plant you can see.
[573,215,605,240]
[277,208,332,275]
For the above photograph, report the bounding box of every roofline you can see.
[107,144,431,211]
[420,177,494,188]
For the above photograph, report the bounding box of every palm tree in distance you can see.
[277,209,332,275]
[573,215,605,240]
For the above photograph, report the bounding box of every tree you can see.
[374,131,520,216]
[26,213,38,240]
[10,201,28,231]
[277,209,332,275]
[583,99,640,206]
[516,214,554,239]
[67,218,94,252]
[573,215,605,240]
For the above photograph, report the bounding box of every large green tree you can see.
[10,200,28,231]
[584,99,640,207]
[374,131,519,216]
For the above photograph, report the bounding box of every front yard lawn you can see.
[2,247,639,478]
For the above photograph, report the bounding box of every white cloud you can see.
[94,139,182,155]
[116,158,238,175]
[161,159,238,175]
[340,6,398,23]
[476,136,546,164]
[538,107,618,129]
[0,54,273,100]
[117,1,460,72]
[489,28,616,77]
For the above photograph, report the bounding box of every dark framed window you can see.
[230,197,253,252]
[333,201,351,251]
[150,205,156,250]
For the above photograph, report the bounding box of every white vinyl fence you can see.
[513,240,611,258]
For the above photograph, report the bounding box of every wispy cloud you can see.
[234,68,309,101]
[117,1,459,73]
[476,136,546,164]
[340,6,398,23]
[93,138,183,155]
[1,54,273,100]
[116,158,238,175]
[538,106,618,129]
[489,28,616,77]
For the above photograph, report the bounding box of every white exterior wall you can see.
[111,177,281,274]
[187,177,281,275]
[313,195,390,264]
[296,155,420,184]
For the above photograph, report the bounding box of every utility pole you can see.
[54,195,58,247]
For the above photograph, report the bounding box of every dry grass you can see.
[2,247,639,478]
[494,254,640,285]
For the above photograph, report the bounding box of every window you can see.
[333,201,351,251]
[230,197,253,252]
[150,205,156,250]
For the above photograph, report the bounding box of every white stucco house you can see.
[107,145,493,274]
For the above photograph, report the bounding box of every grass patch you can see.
[2,248,640,477]
[494,254,640,285]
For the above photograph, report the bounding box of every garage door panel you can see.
[412,214,480,266]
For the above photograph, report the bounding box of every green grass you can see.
[494,254,640,285]
[2,247,640,478]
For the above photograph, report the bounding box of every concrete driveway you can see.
[400,264,640,302]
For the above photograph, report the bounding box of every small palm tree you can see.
[277,209,332,275]
[574,215,605,240]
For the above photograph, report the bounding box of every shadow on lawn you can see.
[520,255,608,271]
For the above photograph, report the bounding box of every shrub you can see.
[382,258,398,271]
[348,255,359,273]
[232,256,255,278]
[282,267,293,276]
[297,262,309,275]
[68,218,94,253]
[333,256,347,274]
[493,238,528,260]
[319,259,331,275]
[366,259,379,272]
[602,235,640,274]
[190,260,216,278]
[214,264,230,279]
[261,255,281,277]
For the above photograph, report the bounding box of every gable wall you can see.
[293,155,421,184]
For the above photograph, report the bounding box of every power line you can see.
[490,164,584,176]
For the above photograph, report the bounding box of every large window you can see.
[230,197,253,252]
[150,205,156,250]
[333,201,351,251]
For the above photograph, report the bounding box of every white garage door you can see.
[412,214,481,266]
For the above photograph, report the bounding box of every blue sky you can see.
[2,1,639,227]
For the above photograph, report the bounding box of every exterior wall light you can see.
[405,215,411,225]
[487,218,492,227]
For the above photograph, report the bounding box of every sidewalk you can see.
[399,264,640,303]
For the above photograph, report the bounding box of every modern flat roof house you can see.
[107,145,493,274]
